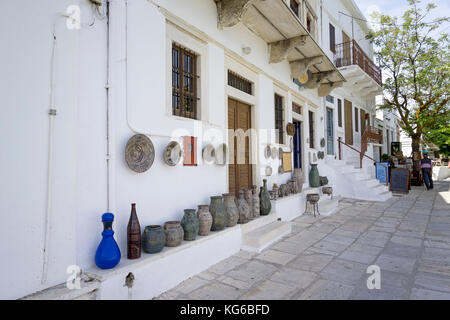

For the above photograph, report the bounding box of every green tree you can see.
[367,0,449,168]
[423,112,450,156]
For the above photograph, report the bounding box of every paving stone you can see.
[375,254,417,274]
[323,234,356,246]
[226,260,278,285]
[390,236,422,248]
[239,280,296,300]
[270,268,317,289]
[395,230,425,239]
[175,276,209,294]
[421,247,450,263]
[234,250,258,260]
[354,236,390,248]
[196,270,219,281]
[350,283,409,300]
[271,240,311,255]
[413,272,450,293]
[347,243,384,256]
[423,239,450,249]
[364,230,392,240]
[288,253,334,272]
[296,279,354,300]
[209,256,248,275]
[320,259,368,285]
[383,242,422,259]
[339,249,378,264]
[189,282,243,300]
[410,288,450,300]
[331,228,362,238]
[217,275,252,290]
[255,249,296,266]
[377,270,412,290]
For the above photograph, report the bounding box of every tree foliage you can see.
[367,0,449,159]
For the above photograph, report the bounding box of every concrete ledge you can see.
[21,279,100,300]
[242,221,292,253]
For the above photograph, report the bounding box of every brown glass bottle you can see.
[127,203,141,259]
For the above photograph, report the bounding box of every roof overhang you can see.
[215,0,345,96]
[339,65,382,98]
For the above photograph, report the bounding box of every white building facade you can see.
[0,0,390,300]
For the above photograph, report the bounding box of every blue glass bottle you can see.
[95,213,121,269]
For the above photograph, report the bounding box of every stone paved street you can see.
[156,180,450,300]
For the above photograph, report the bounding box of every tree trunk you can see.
[411,135,421,171]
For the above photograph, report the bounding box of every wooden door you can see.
[344,99,353,145]
[228,98,252,196]
[326,108,334,155]
[293,120,302,169]
[360,109,366,137]
[342,32,351,65]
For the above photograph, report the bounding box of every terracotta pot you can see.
[237,190,251,224]
[163,221,184,247]
[244,189,254,220]
[260,179,272,215]
[197,205,213,236]
[252,186,260,219]
[223,194,239,227]
[293,168,304,193]
[210,196,227,231]
[142,225,165,254]
[181,209,200,241]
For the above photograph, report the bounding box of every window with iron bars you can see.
[275,94,284,145]
[228,70,253,95]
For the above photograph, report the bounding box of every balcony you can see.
[334,40,382,97]
[214,0,345,97]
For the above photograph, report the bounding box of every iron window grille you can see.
[338,99,343,127]
[309,111,315,149]
[354,107,359,132]
[228,70,253,95]
[275,94,284,145]
[292,102,302,115]
[172,43,199,119]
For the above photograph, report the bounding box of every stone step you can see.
[318,198,339,216]
[241,221,291,253]
[361,178,380,188]
[240,212,278,235]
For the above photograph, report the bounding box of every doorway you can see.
[326,108,334,155]
[344,99,353,145]
[293,120,302,169]
[228,98,252,196]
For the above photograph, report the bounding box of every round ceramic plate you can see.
[215,143,227,166]
[279,147,284,160]
[203,144,216,164]
[163,141,182,167]
[265,166,273,176]
[125,134,155,173]
[264,146,271,159]
[271,147,278,160]
[278,165,284,174]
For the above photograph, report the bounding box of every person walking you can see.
[420,152,434,190]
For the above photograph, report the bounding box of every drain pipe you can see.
[106,0,114,212]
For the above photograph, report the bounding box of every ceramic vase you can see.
[293,168,304,193]
[223,194,239,227]
[142,225,165,254]
[197,205,213,236]
[127,203,141,260]
[181,209,200,241]
[252,186,260,219]
[210,196,227,231]
[95,213,121,269]
[237,190,251,224]
[163,221,184,247]
[260,179,272,216]
[244,189,254,220]
[309,164,320,187]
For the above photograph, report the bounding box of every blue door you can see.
[293,121,302,169]
[326,108,334,155]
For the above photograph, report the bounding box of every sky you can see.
[355,0,450,35]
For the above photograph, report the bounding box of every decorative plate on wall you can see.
[163,141,182,167]
[271,147,278,160]
[125,134,155,173]
[215,143,228,166]
[278,147,284,160]
[278,165,284,175]
[286,123,296,136]
[264,145,272,159]
[265,166,273,176]
[202,144,216,164]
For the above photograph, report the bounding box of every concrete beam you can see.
[318,81,344,97]
[269,36,308,63]
[215,0,257,29]
[290,56,324,79]
[305,71,338,90]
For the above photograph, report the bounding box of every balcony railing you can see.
[334,40,382,86]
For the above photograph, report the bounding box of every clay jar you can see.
[293,168,304,193]
[222,194,239,227]
[260,179,272,216]
[163,221,184,247]
[197,205,213,236]
[181,209,200,241]
[252,186,260,219]
[142,225,165,254]
[210,196,227,231]
[244,189,254,220]
[237,190,251,224]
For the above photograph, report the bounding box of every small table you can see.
[304,193,320,217]
[322,187,333,199]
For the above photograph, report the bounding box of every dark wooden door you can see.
[344,99,353,145]
[360,109,366,137]
[228,98,252,196]
[342,32,351,65]
[293,120,302,169]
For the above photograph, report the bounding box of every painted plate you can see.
[278,165,284,175]
[264,145,272,159]
[265,166,273,176]
[163,141,182,167]
[271,147,278,160]
[215,143,228,166]
[278,147,284,160]
[202,144,216,164]
[125,134,155,173]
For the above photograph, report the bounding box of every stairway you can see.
[241,213,291,253]
[322,157,392,202]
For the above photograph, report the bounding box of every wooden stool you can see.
[304,193,320,217]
